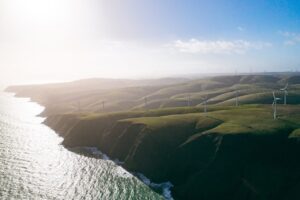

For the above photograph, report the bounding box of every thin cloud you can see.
[279,31,300,46]
[237,26,245,32]
[169,39,272,54]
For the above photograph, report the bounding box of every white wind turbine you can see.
[77,101,81,112]
[203,95,208,114]
[280,83,288,105]
[144,97,148,108]
[272,91,281,119]
[235,90,239,107]
[102,101,105,111]
[186,94,191,107]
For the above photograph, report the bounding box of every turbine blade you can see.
[281,83,288,90]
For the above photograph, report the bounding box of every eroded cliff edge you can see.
[43,106,300,200]
[6,75,300,199]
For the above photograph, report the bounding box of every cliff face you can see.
[173,133,300,200]
[6,75,300,199]
[43,107,300,200]
[45,114,79,137]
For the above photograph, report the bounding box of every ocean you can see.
[0,92,164,200]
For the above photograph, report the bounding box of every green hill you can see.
[6,74,300,115]
[6,73,300,200]
[43,105,300,200]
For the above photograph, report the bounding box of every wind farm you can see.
[6,73,300,200]
[1,1,300,200]
[10,74,299,116]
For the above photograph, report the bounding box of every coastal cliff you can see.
[6,75,300,199]
[43,106,300,200]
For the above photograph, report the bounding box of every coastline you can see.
[5,76,300,200]
[4,91,174,199]
[73,146,174,200]
[21,98,300,199]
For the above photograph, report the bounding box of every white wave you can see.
[136,173,174,200]
[75,147,173,199]
[113,158,125,165]
[81,147,111,160]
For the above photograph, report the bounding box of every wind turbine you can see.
[235,89,239,107]
[272,91,281,119]
[186,94,191,107]
[280,83,288,105]
[102,101,105,111]
[144,97,148,109]
[203,95,208,114]
[77,101,81,112]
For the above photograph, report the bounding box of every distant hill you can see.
[285,75,300,84]
[6,74,300,116]
[6,73,300,200]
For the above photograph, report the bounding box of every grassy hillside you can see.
[6,75,300,116]
[7,74,300,200]
[43,104,300,200]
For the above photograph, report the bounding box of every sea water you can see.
[0,92,164,200]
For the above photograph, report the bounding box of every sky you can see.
[0,0,300,85]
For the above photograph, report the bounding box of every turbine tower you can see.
[77,101,81,112]
[102,101,105,111]
[144,97,148,109]
[272,91,281,119]
[186,94,191,107]
[235,90,239,107]
[280,83,288,105]
[203,95,208,114]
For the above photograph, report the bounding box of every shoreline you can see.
[5,74,300,200]
[72,146,174,200]
[3,91,173,199]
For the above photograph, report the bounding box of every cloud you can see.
[237,26,245,32]
[284,40,297,46]
[279,31,300,46]
[169,39,272,54]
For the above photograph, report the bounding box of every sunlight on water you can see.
[0,92,162,200]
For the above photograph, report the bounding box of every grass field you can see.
[7,74,300,200]
[7,74,300,116]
